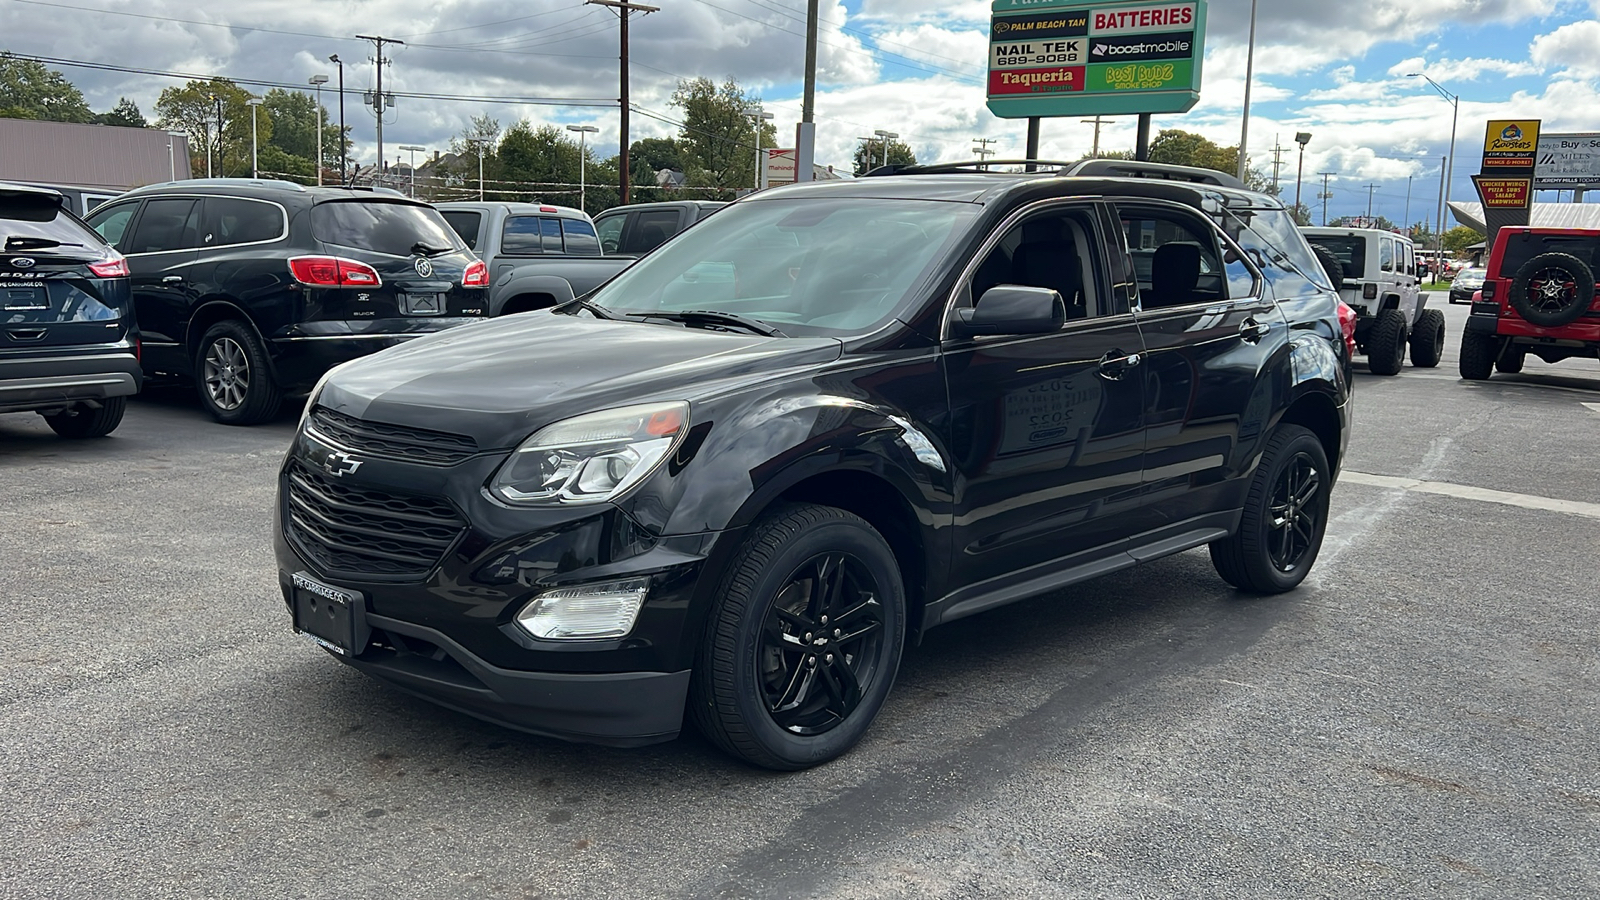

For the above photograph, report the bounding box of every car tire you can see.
[1365,309,1408,375]
[1459,329,1497,380]
[689,504,905,771]
[1309,243,1344,290]
[1510,252,1595,328]
[1495,344,1527,374]
[1209,425,1330,594]
[1408,308,1446,368]
[43,397,126,439]
[195,320,282,426]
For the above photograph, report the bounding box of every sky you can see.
[2,0,1598,227]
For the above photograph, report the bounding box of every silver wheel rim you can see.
[203,336,250,411]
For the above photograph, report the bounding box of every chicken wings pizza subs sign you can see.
[987,0,1207,118]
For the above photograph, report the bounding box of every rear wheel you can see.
[1459,330,1496,380]
[1209,425,1330,594]
[1409,308,1446,368]
[195,320,281,426]
[43,397,126,439]
[1365,309,1408,375]
[1496,344,1527,374]
[690,504,905,770]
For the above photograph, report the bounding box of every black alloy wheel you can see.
[760,552,887,736]
[1210,424,1330,594]
[691,504,905,770]
[1510,252,1595,328]
[195,320,282,426]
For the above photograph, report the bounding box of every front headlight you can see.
[490,401,688,505]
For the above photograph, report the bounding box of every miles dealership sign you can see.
[987,0,1207,119]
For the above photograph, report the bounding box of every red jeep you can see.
[1461,227,1600,379]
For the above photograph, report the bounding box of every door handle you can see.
[161,275,184,284]
[1240,317,1270,343]
[1097,349,1142,380]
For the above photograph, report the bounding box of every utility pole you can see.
[856,135,877,174]
[1404,174,1413,233]
[357,35,404,188]
[973,137,997,169]
[213,94,224,177]
[1270,135,1287,194]
[1319,172,1336,226]
[1435,155,1447,258]
[797,0,819,182]
[1079,117,1105,157]
[587,0,658,203]
[1365,183,1379,224]
[1236,0,1259,181]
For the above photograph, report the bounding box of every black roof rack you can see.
[861,157,1250,191]
[862,159,1080,177]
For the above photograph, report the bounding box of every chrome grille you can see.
[284,461,465,579]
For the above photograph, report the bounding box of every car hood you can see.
[316,311,844,450]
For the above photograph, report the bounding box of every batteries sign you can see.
[987,0,1206,119]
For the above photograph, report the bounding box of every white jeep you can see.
[1301,227,1446,375]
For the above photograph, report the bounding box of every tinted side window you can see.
[624,209,681,255]
[595,213,625,253]
[501,216,544,255]
[441,211,482,250]
[1117,207,1234,308]
[86,202,137,250]
[202,197,283,247]
[970,205,1107,320]
[561,218,600,255]
[539,217,563,252]
[127,198,199,254]
[1226,211,1324,299]
[1380,239,1395,272]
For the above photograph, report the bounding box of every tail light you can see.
[288,256,382,287]
[1362,283,1378,300]
[462,259,489,288]
[1481,280,1497,299]
[88,255,129,278]
[1336,300,1358,358]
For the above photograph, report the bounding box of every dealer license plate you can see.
[292,572,368,656]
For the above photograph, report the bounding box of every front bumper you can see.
[273,426,734,746]
[0,345,141,414]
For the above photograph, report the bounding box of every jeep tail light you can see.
[289,256,382,287]
[1336,300,1358,358]
[462,259,489,288]
[88,256,129,278]
[1481,280,1497,299]
[1363,283,1378,300]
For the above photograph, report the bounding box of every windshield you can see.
[585,196,980,336]
[312,200,466,257]
[1304,235,1366,280]
[1453,267,1485,286]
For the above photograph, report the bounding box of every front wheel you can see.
[690,504,905,770]
[1210,425,1331,594]
[195,320,282,425]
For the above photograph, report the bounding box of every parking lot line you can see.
[1341,471,1600,520]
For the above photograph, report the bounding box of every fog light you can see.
[514,578,649,640]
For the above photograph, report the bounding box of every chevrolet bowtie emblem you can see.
[321,450,363,477]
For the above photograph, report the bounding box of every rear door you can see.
[117,197,202,373]
[620,208,683,256]
[1,189,130,350]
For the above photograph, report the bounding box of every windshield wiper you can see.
[410,242,452,257]
[5,236,76,251]
[623,309,786,337]
[551,296,615,320]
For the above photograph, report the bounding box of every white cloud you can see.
[1388,55,1542,81]
[1529,20,1600,78]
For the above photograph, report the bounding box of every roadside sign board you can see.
[1535,133,1600,188]
[1481,120,1540,174]
[1472,176,1532,210]
[766,148,797,186]
[986,0,1207,119]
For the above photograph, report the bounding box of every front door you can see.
[1112,200,1284,530]
[941,201,1147,603]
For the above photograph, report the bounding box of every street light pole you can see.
[565,125,598,210]
[399,145,424,198]
[1294,131,1312,220]
[1236,0,1259,181]
[468,139,489,201]
[328,55,346,185]
[1408,73,1460,241]
[741,108,772,190]
[246,97,262,178]
[874,129,898,169]
[309,75,329,186]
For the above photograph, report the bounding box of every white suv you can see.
[1301,227,1445,375]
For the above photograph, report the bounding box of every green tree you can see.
[262,89,318,160]
[1148,129,1276,194]
[94,97,147,128]
[852,138,915,176]
[669,77,777,194]
[0,53,92,123]
[498,122,589,205]
[630,137,684,176]
[1289,203,1313,226]
[1442,224,1483,255]
[155,79,269,178]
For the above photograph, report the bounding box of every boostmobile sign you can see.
[986,0,1207,119]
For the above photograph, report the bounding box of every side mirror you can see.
[953,285,1065,337]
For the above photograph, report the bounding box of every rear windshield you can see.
[311,200,465,257]
[1,190,107,253]
[1496,233,1600,279]
[1304,235,1366,280]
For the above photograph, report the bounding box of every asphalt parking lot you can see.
[3,300,1598,899]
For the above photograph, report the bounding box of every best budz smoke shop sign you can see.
[986,0,1207,119]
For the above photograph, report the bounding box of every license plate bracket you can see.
[291,572,370,656]
[399,292,444,316]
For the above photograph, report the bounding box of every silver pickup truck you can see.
[437,202,634,316]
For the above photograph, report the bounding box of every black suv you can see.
[85,180,488,425]
[275,160,1352,769]
[1,182,140,438]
